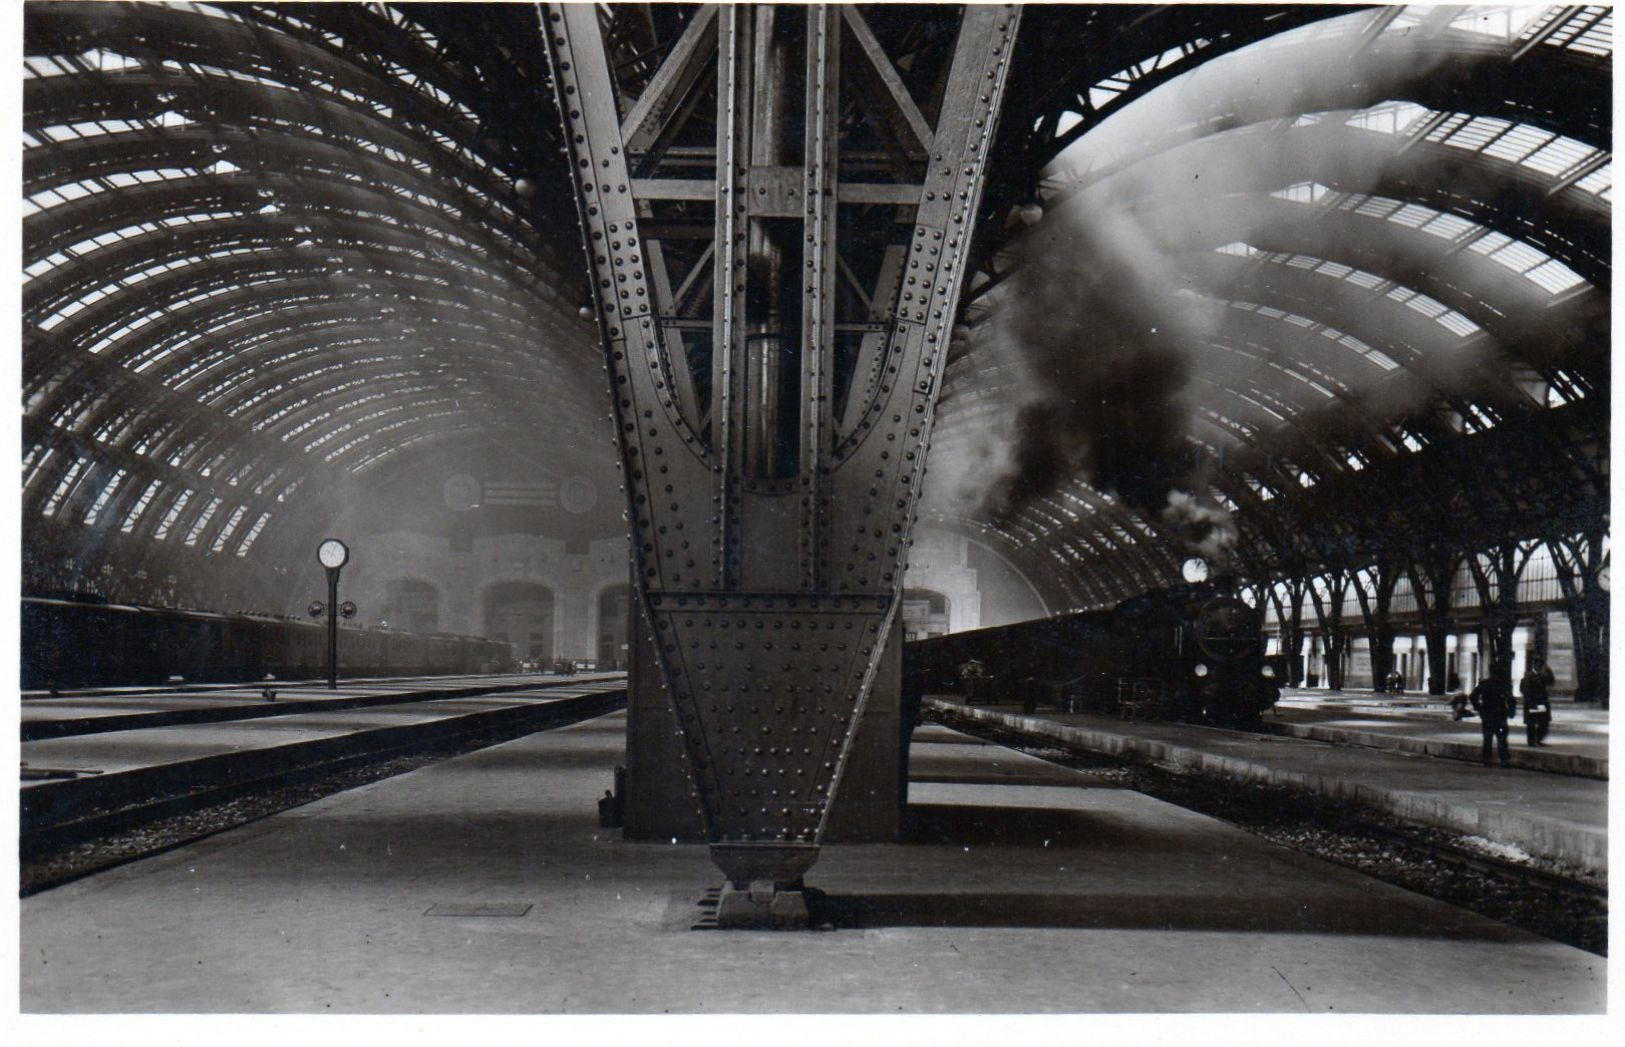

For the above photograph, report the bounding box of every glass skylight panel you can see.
[1467,403,1498,429]
[122,481,161,533]
[24,255,65,279]
[182,61,287,91]
[1352,196,1400,219]
[1418,211,1476,241]
[1313,260,1353,279]
[1386,286,1438,317]
[1422,112,1471,144]
[1573,161,1612,196]
[1522,135,1597,177]
[29,168,195,217]
[1524,259,1586,294]
[1467,229,1513,256]
[23,56,72,79]
[22,446,46,481]
[153,490,193,540]
[1483,123,1556,164]
[184,497,223,546]
[1442,115,1512,152]
[42,459,87,517]
[211,505,249,552]
[1334,333,1398,371]
[1436,310,1482,337]
[1237,391,1285,423]
[33,117,136,144]
[1346,101,1428,135]
[85,471,127,526]
[1405,294,1446,319]
[1387,203,1435,228]
[1270,182,1332,204]
[1449,6,1549,43]
[36,299,85,332]
[1487,238,1547,273]
[1552,7,1613,55]
[168,2,237,22]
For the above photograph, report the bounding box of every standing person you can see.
[1520,656,1556,747]
[1470,658,1513,767]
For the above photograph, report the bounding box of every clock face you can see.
[1181,557,1209,584]
[317,538,349,569]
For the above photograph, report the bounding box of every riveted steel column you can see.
[800,4,840,590]
[542,3,1020,900]
[713,3,749,590]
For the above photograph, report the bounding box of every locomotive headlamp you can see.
[1193,663,1210,678]
[307,600,325,619]
[1181,557,1210,584]
[1261,664,1277,679]
[339,601,358,620]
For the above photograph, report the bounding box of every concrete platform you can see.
[22,672,625,739]
[21,683,628,838]
[1271,690,1608,778]
[20,710,1605,1014]
[926,698,1608,878]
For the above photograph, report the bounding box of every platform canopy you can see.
[21,3,1611,615]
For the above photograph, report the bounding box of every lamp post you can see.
[316,538,349,689]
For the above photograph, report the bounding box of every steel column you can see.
[542,2,1020,907]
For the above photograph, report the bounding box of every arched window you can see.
[383,579,440,633]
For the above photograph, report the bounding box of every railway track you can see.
[933,714,1607,956]
[21,685,626,895]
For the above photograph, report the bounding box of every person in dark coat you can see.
[1520,657,1556,746]
[1469,660,1513,767]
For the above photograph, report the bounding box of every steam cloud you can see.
[953,10,1514,566]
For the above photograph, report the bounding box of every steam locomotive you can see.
[904,573,1279,726]
[21,595,513,691]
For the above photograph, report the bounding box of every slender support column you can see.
[325,566,339,690]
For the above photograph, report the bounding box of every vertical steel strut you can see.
[541,3,1019,913]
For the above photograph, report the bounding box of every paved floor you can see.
[22,685,623,780]
[22,672,621,730]
[928,698,1608,877]
[1274,689,1609,766]
[20,711,1605,1014]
